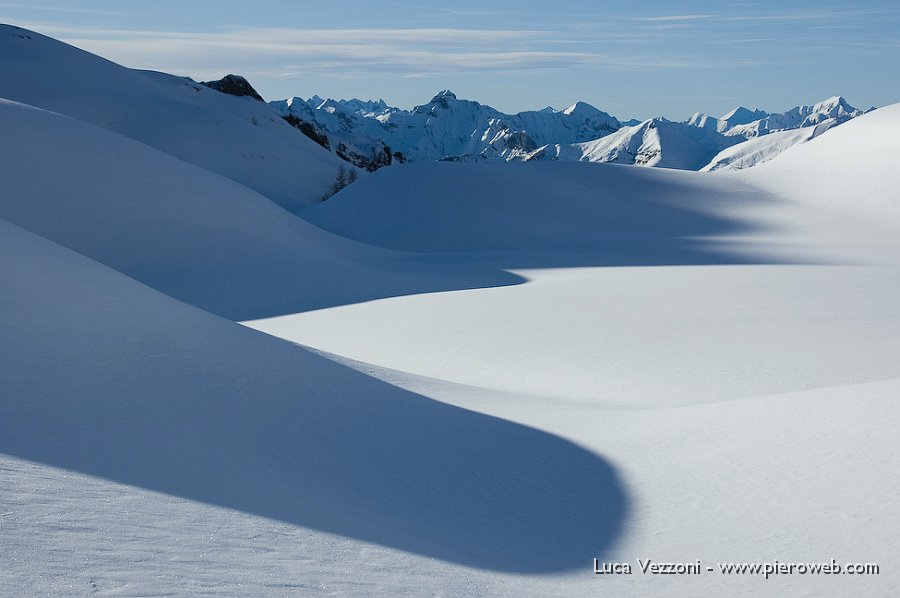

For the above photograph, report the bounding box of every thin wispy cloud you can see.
[620,7,900,25]
[629,15,715,22]
[0,2,125,15]
[18,23,710,80]
[712,7,900,22]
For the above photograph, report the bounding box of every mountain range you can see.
[272,90,870,172]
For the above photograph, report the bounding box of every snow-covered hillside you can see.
[278,107,900,406]
[2,24,899,597]
[1,219,625,589]
[530,117,742,170]
[245,104,900,596]
[0,98,512,320]
[702,120,836,171]
[299,159,767,259]
[746,102,900,221]
[0,25,341,209]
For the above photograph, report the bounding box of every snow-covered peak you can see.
[411,89,486,117]
[812,95,851,112]
[285,96,305,109]
[791,95,860,123]
[562,101,602,116]
[534,116,740,170]
[722,95,864,139]
[688,112,721,131]
[720,106,769,127]
[339,98,387,112]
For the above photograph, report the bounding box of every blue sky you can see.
[3,1,898,119]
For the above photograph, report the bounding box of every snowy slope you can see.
[701,120,836,171]
[744,102,900,221]
[0,219,627,587]
[299,160,779,260]
[245,105,900,595]
[0,25,341,209]
[4,24,900,598]
[0,99,510,320]
[257,125,900,404]
[530,118,742,170]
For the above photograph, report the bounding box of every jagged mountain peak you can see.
[811,95,853,113]
[689,112,706,123]
[431,89,458,102]
[412,89,484,114]
[339,97,391,115]
[687,113,722,131]
[285,96,306,109]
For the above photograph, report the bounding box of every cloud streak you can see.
[0,2,125,15]
[18,23,711,80]
[629,15,715,22]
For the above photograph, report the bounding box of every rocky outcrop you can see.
[282,114,331,151]
[201,74,264,101]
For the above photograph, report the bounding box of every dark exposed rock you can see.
[200,74,264,101]
[503,131,538,153]
[282,115,331,151]
[336,142,394,172]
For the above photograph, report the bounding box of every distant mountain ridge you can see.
[270,90,621,167]
[272,91,871,172]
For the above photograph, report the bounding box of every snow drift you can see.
[0,219,628,573]
[0,98,515,320]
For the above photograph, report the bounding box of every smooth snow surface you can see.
[0,25,341,209]
[0,220,627,583]
[747,103,900,221]
[246,104,900,595]
[2,26,899,597]
[301,160,780,262]
[0,98,520,320]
